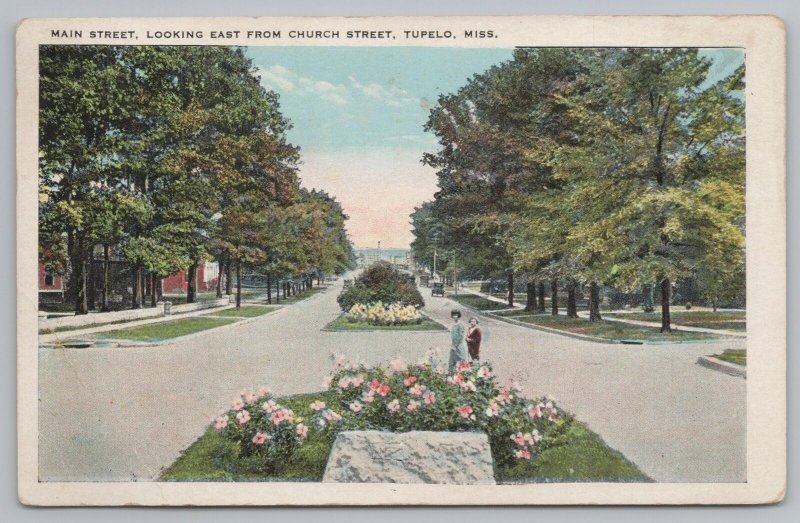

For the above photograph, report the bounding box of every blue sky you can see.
[245,47,743,249]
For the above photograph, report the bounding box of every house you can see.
[38,262,64,304]
[161,261,221,294]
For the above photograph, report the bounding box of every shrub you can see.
[338,261,424,311]
[346,302,423,325]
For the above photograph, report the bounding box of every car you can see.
[343,279,353,288]
[431,282,445,297]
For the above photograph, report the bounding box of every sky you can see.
[246,47,744,250]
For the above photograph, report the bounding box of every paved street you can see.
[38,277,746,483]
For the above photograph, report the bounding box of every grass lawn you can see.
[324,314,447,331]
[606,310,745,323]
[714,349,746,366]
[208,305,278,318]
[448,294,511,311]
[96,317,237,342]
[504,314,721,342]
[160,392,648,483]
[277,286,324,305]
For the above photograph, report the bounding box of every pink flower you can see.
[527,405,542,419]
[296,423,308,440]
[252,432,269,445]
[323,376,333,388]
[484,402,499,418]
[457,404,473,418]
[256,387,271,398]
[457,360,472,373]
[349,401,363,413]
[454,373,465,385]
[338,377,352,389]
[404,375,418,387]
[324,409,342,423]
[369,378,382,392]
[235,410,251,425]
[271,408,295,426]
[389,359,407,373]
[512,432,526,446]
[214,416,228,431]
[387,399,400,413]
[309,400,326,412]
[378,384,391,397]
[406,400,420,411]
[351,376,364,388]
[362,391,375,404]
[408,384,426,396]
[231,398,245,411]
[242,390,257,404]
[546,400,554,410]
[422,391,436,405]
[334,354,345,367]
[477,366,491,379]
[515,449,532,460]
[460,381,477,393]
[263,400,278,413]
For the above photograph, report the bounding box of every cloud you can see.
[348,76,419,107]
[257,65,349,105]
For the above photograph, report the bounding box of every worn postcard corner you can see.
[16,15,786,506]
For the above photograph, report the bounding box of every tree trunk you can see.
[225,260,232,295]
[131,266,142,309]
[551,278,559,316]
[525,280,536,311]
[150,273,158,307]
[643,283,655,313]
[215,255,224,298]
[236,259,242,309]
[507,271,514,307]
[660,278,672,332]
[87,253,96,311]
[68,231,89,315]
[589,281,602,321]
[537,282,546,312]
[567,281,578,318]
[101,244,110,312]
[187,262,198,304]
[267,273,272,304]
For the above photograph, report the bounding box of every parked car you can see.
[343,279,353,288]
[431,282,445,297]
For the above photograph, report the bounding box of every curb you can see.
[696,355,746,378]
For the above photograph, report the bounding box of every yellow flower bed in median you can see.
[346,302,423,325]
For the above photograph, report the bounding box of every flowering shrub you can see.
[311,354,564,468]
[213,387,309,474]
[346,302,423,326]
[337,261,424,311]
[211,354,565,474]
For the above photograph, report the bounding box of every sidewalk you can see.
[39,293,276,345]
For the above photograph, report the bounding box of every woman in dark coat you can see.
[466,317,482,361]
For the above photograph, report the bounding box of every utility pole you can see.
[433,248,437,281]
[377,240,381,262]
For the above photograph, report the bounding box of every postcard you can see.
[16,15,786,505]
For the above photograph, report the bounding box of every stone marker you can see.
[322,430,496,484]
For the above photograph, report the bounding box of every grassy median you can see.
[494,313,721,342]
[96,317,237,342]
[160,391,649,483]
[208,305,279,318]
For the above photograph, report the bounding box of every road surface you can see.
[38,277,746,482]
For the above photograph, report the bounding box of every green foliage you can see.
[337,261,424,311]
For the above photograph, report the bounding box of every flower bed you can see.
[345,302,423,326]
[206,354,565,477]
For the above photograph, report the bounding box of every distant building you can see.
[161,261,220,294]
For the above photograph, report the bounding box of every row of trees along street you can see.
[39,46,355,314]
[411,48,745,332]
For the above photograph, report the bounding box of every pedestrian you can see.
[466,317,482,361]
[448,309,468,373]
